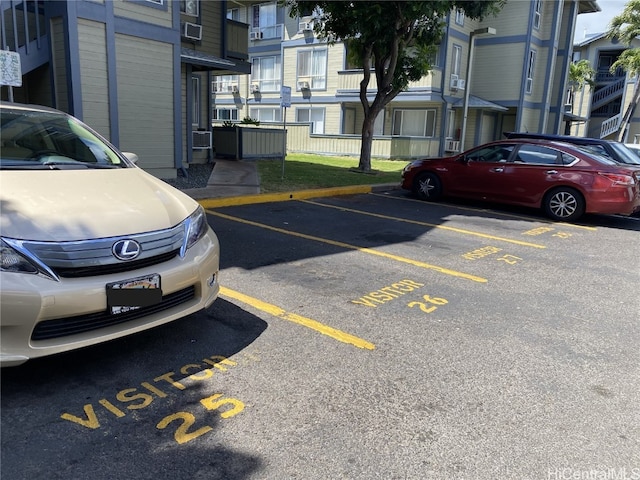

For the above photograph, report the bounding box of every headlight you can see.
[1,239,39,274]
[185,205,208,251]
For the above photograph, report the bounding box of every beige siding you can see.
[113,0,172,27]
[197,1,222,56]
[50,17,69,113]
[473,44,524,101]
[78,19,110,139]
[115,34,174,173]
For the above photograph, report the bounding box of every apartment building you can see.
[1,0,250,178]
[570,32,640,142]
[215,0,602,159]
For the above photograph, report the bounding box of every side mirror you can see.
[122,152,138,164]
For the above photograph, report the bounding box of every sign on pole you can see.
[280,86,291,178]
[1,50,22,103]
[1,50,22,87]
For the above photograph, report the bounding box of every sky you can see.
[573,0,627,41]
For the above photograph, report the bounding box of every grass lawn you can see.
[258,153,408,193]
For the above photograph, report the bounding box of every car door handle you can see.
[491,167,504,173]
[546,170,558,174]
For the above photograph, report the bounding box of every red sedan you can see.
[401,139,640,222]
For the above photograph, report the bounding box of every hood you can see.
[0,168,198,242]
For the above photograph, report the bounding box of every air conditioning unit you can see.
[251,83,260,93]
[297,79,310,90]
[444,139,460,152]
[182,22,202,41]
[450,74,459,90]
[192,131,212,150]
[457,79,465,90]
[299,21,313,31]
[230,85,239,94]
[250,31,263,40]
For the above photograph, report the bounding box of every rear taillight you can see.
[597,172,635,186]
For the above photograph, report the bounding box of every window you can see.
[455,9,464,26]
[392,109,436,137]
[466,144,515,162]
[452,45,462,76]
[249,108,281,123]
[191,76,200,126]
[526,50,536,94]
[514,145,561,165]
[212,75,239,93]
[296,108,325,134]
[533,0,542,30]
[227,8,239,21]
[181,0,198,16]
[252,2,282,39]
[213,108,239,121]
[297,48,327,89]
[252,56,281,92]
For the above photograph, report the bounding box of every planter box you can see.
[213,126,286,160]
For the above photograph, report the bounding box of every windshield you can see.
[0,108,129,170]
[610,142,640,165]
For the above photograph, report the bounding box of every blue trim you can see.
[66,1,82,118]
[173,0,183,170]
[105,1,119,147]
[538,0,560,133]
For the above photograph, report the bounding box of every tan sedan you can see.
[0,102,220,366]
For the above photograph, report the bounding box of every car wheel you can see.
[414,172,443,201]
[543,187,585,221]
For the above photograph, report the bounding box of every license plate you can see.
[107,274,162,314]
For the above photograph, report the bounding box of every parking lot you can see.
[2,190,639,480]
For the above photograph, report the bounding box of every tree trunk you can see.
[358,113,376,172]
[617,81,640,142]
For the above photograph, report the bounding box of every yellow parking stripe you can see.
[301,199,547,249]
[219,286,375,350]
[206,210,488,283]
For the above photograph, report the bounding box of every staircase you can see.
[1,0,49,74]
[591,78,625,111]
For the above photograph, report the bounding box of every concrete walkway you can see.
[181,160,260,199]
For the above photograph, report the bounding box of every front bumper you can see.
[0,229,220,367]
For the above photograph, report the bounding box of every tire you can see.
[543,187,585,221]
[413,172,443,201]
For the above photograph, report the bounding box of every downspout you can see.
[438,14,452,156]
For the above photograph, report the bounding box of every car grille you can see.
[19,224,185,278]
[31,285,196,340]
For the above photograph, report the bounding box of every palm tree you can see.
[606,0,640,141]
[567,59,595,114]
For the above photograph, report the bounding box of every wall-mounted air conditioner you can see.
[457,79,465,90]
[450,74,459,90]
[251,83,260,93]
[250,31,263,40]
[299,21,313,31]
[297,78,311,90]
[192,131,212,150]
[183,22,202,41]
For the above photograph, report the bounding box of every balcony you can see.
[337,69,441,93]
[226,19,249,61]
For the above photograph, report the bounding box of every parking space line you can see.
[219,286,375,350]
[370,193,598,231]
[301,199,547,249]
[206,210,488,283]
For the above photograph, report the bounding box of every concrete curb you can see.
[198,183,401,209]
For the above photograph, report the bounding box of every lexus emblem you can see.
[112,239,141,261]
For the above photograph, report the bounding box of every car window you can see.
[578,144,610,158]
[466,144,515,163]
[0,108,127,169]
[513,145,561,165]
[611,142,640,165]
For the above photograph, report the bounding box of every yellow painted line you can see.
[301,199,547,249]
[199,185,373,209]
[370,193,598,231]
[206,210,488,283]
[219,286,375,350]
